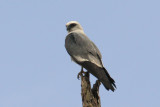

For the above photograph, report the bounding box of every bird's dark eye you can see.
[67,23,77,31]
[70,23,76,27]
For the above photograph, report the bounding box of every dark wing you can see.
[65,32,103,67]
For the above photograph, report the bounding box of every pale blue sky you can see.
[0,0,160,107]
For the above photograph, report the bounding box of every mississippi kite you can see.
[65,21,116,91]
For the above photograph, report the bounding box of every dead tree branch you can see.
[80,72,101,107]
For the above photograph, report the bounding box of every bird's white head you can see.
[66,21,83,33]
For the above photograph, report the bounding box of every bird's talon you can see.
[77,72,81,80]
[77,67,85,80]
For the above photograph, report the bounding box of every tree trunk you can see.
[81,72,101,107]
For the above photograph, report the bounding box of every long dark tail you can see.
[101,67,116,91]
[81,61,116,92]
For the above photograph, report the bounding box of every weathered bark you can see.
[81,72,101,107]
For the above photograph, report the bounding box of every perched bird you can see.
[65,21,116,91]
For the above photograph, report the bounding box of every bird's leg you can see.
[77,67,85,79]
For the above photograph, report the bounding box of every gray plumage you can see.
[65,21,116,91]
